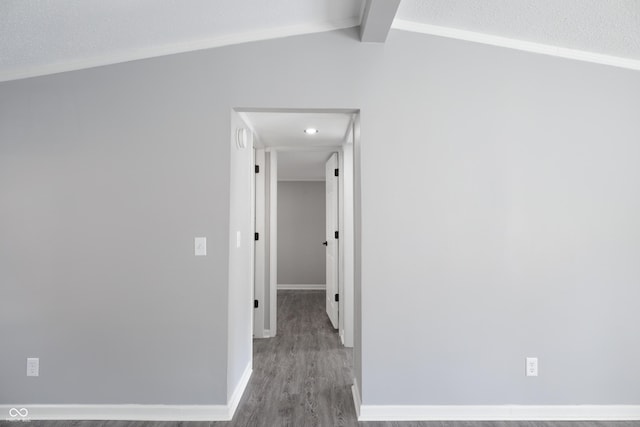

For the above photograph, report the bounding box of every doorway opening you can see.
[237,108,359,349]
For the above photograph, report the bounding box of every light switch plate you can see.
[27,358,39,376]
[526,357,538,377]
[236,231,241,248]
[194,237,206,256]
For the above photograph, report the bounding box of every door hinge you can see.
[335,294,339,302]
[334,168,339,177]
[255,165,260,173]
[334,231,339,239]
[254,232,259,241]
[254,300,259,308]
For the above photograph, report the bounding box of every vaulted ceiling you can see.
[1,0,639,82]
[0,0,365,82]
[396,0,640,60]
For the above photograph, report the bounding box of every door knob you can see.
[322,241,328,246]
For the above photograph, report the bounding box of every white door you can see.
[253,149,266,337]
[325,153,339,329]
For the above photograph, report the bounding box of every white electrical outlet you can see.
[526,357,538,377]
[26,358,39,377]
[194,237,206,256]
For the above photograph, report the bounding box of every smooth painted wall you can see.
[1,27,640,407]
[227,111,253,398]
[277,181,326,286]
[0,61,231,404]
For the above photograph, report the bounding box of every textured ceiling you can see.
[396,0,640,60]
[2,0,640,82]
[0,0,364,81]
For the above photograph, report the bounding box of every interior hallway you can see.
[231,290,353,426]
[3,291,637,427]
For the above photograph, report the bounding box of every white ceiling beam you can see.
[360,0,402,43]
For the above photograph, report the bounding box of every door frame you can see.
[268,151,278,337]
[325,152,340,329]
[262,144,355,345]
[253,148,267,338]
[237,108,359,348]
[339,133,355,347]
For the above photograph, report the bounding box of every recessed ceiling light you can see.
[304,128,318,135]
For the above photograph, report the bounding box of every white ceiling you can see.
[242,111,353,149]
[240,111,354,181]
[396,0,640,60]
[1,1,639,82]
[0,0,364,81]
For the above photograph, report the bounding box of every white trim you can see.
[252,148,267,339]
[235,108,359,115]
[339,141,355,348]
[268,152,278,337]
[0,18,360,83]
[277,284,326,290]
[0,404,229,421]
[337,148,345,343]
[265,145,343,152]
[358,404,640,421]
[351,384,362,419]
[392,19,640,72]
[261,329,271,338]
[278,178,326,182]
[1,366,253,421]
[1,368,252,421]
[227,363,252,419]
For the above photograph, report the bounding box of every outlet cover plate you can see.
[27,358,39,376]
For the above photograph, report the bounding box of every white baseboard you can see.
[1,365,253,422]
[228,363,252,419]
[277,284,325,290]
[357,404,640,421]
[0,404,229,421]
[351,384,362,419]
[253,329,271,339]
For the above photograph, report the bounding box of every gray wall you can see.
[278,181,326,286]
[1,27,640,407]
[227,111,253,398]
[0,61,230,404]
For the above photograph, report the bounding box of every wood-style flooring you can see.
[2,290,637,427]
